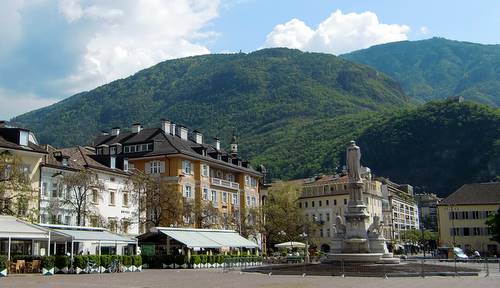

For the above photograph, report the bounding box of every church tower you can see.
[230,132,238,157]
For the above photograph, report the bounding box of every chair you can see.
[29,260,41,273]
[15,260,26,274]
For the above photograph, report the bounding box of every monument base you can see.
[323,253,400,264]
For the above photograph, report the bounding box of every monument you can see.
[326,141,399,264]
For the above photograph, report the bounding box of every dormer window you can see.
[217,154,221,161]
[123,159,129,172]
[62,157,69,166]
[97,147,104,155]
[110,156,116,169]
[19,131,28,146]
[110,146,116,155]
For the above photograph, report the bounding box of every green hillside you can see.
[342,37,500,106]
[12,48,410,180]
[356,100,500,196]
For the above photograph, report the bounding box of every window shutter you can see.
[145,162,151,174]
[160,161,165,173]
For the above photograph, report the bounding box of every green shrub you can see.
[175,255,187,266]
[42,256,55,269]
[0,255,7,271]
[100,255,111,268]
[74,256,86,269]
[216,255,224,264]
[208,255,215,264]
[122,255,133,266]
[54,256,69,269]
[191,255,201,265]
[200,255,207,264]
[133,256,142,267]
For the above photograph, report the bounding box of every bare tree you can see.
[0,152,37,220]
[197,200,221,229]
[61,169,103,226]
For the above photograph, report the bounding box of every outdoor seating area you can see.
[7,259,41,274]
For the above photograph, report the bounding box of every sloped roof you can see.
[439,182,500,205]
[0,128,46,154]
[0,216,49,239]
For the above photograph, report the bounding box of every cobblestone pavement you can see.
[0,269,498,288]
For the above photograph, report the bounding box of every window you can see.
[319,200,322,207]
[250,177,257,188]
[122,220,130,234]
[184,185,192,198]
[123,159,129,172]
[109,191,116,205]
[299,202,302,208]
[57,214,62,224]
[124,146,130,153]
[65,215,71,225]
[232,193,238,205]
[42,182,48,196]
[123,192,129,207]
[326,200,329,206]
[150,161,162,174]
[344,199,347,205]
[110,146,116,155]
[19,130,28,146]
[182,160,193,175]
[312,201,315,208]
[305,202,308,208]
[320,228,324,238]
[251,196,256,207]
[110,156,116,169]
[245,175,250,186]
[108,218,117,233]
[222,192,228,203]
[51,183,59,198]
[202,164,209,177]
[227,174,235,182]
[326,213,330,222]
[334,199,337,205]
[246,195,250,206]
[203,188,209,200]
[41,213,47,223]
[90,216,99,227]
[211,190,217,203]
[92,189,99,204]
[327,228,331,238]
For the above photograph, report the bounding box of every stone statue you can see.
[334,216,346,235]
[346,141,362,184]
[367,215,382,238]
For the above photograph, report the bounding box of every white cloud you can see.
[0,0,25,58]
[264,9,410,55]
[0,88,59,120]
[420,26,429,35]
[56,0,220,95]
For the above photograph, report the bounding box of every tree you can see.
[263,181,317,250]
[197,200,221,229]
[486,208,500,244]
[61,169,103,226]
[130,170,161,229]
[0,152,37,220]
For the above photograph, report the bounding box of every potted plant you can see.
[42,256,55,276]
[0,255,7,277]
[133,256,142,272]
[74,256,86,274]
[54,255,69,274]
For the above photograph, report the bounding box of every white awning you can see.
[50,228,136,244]
[0,216,49,239]
[152,227,258,249]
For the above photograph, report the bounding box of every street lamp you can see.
[300,232,309,263]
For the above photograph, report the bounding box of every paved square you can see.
[0,269,498,288]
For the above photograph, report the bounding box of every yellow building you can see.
[0,122,46,221]
[437,182,500,255]
[297,171,385,252]
[93,120,262,237]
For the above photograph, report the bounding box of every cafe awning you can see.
[150,227,258,249]
[38,224,136,244]
[0,216,49,239]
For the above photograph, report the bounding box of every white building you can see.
[39,146,139,236]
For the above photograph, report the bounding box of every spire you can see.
[230,131,238,157]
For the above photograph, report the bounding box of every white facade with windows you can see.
[39,166,139,235]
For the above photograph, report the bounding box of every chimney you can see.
[193,130,203,144]
[160,119,171,134]
[132,123,142,133]
[111,127,120,136]
[214,137,220,151]
[171,123,176,136]
[179,125,188,140]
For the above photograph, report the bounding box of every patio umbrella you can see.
[274,241,306,249]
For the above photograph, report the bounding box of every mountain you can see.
[356,100,500,196]
[12,48,410,180]
[342,37,500,106]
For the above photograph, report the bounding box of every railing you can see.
[211,177,239,190]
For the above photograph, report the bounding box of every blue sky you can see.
[1,0,500,119]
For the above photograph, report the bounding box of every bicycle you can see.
[108,259,122,273]
[85,259,98,274]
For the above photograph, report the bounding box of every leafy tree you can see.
[263,181,317,250]
[0,152,37,220]
[486,208,500,244]
[61,169,104,226]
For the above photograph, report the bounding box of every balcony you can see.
[211,177,240,190]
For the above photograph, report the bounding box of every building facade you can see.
[39,146,139,235]
[92,120,262,243]
[0,123,46,221]
[437,182,500,255]
[415,192,442,231]
[379,178,420,243]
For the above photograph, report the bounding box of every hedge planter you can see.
[0,269,7,277]
[42,268,54,276]
[54,267,69,274]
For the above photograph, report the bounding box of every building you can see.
[39,145,139,235]
[92,120,262,243]
[297,167,385,252]
[437,182,500,255]
[415,192,442,231]
[379,178,420,243]
[0,122,46,221]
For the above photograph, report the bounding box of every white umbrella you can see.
[274,241,306,249]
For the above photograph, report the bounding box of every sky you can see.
[1,0,500,120]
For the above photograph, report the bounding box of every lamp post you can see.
[300,232,309,263]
